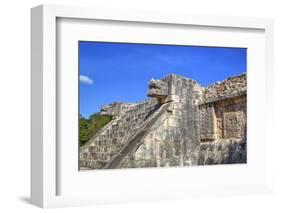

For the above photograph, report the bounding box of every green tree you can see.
[79,113,113,147]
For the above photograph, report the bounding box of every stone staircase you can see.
[104,102,171,169]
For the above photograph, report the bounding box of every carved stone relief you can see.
[223,111,245,139]
[199,104,217,141]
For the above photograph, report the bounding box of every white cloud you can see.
[80,75,93,85]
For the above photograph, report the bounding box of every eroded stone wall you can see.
[198,73,247,164]
[201,73,246,104]
[80,73,247,169]
[198,138,246,165]
[117,74,203,168]
[80,98,159,169]
[100,102,133,118]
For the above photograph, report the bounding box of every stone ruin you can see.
[80,73,247,169]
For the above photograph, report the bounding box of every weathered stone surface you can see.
[199,104,217,141]
[198,138,246,165]
[80,73,247,169]
[223,111,246,138]
[200,73,246,104]
[100,102,133,118]
[147,78,169,104]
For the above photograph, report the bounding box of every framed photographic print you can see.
[31,4,274,208]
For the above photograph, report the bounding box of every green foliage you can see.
[79,113,113,147]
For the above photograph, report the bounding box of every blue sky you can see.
[79,41,246,117]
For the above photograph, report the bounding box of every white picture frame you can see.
[31,4,274,208]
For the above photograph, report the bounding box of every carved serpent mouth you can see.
[147,79,169,105]
[147,84,161,97]
[149,81,161,89]
[147,88,161,97]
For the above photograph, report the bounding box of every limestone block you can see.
[223,111,245,139]
[199,104,217,141]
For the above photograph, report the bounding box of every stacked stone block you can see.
[80,98,159,169]
[198,73,247,164]
[80,73,247,169]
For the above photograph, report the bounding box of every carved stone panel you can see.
[200,104,217,141]
[223,111,245,139]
